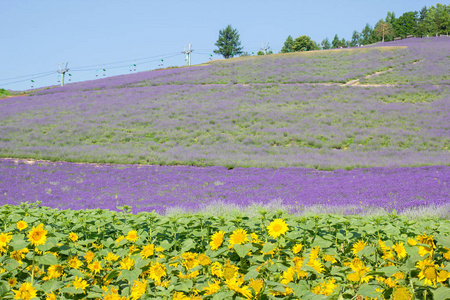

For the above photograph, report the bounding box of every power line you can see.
[0,70,55,83]
[0,52,183,87]
[70,52,181,71]
[1,72,56,87]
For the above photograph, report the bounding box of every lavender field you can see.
[1,37,449,214]
[1,159,449,215]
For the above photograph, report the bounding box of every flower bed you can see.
[1,204,449,299]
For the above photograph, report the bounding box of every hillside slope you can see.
[0,37,449,169]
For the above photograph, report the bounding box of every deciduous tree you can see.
[292,35,319,52]
[374,20,394,42]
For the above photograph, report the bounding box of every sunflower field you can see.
[1,203,450,300]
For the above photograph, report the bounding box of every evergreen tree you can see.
[361,23,374,45]
[385,11,396,25]
[321,38,331,49]
[214,25,243,59]
[350,31,361,47]
[331,34,340,48]
[393,11,418,38]
[281,35,294,53]
[416,6,428,37]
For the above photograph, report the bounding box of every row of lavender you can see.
[1,83,448,168]
[1,159,448,215]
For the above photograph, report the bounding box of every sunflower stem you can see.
[31,250,36,286]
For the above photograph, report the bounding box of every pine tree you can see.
[214,25,244,59]
[281,35,294,53]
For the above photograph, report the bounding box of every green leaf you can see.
[432,287,450,300]
[261,242,277,254]
[311,236,333,248]
[287,282,309,297]
[0,281,9,297]
[105,270,121,281]
[181,239,196,253]
[134,257,151,270]
[3,258,20,271]
[159,240,173,251]
[233,243,252,258]
[358,246,376,257]
[244,266,259,281]
[35,253,58,266]
[118,269,141,283]
[87,293,104,298]
[177,280,193,292]
[212,291,235,300]
[62,286,84,294]
[375,265,398,277]
[436,235,450,248]
[68,269,85,278]
[40,280,65,293]
[357,284,382,298]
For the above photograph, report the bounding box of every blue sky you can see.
[0,0,440,91]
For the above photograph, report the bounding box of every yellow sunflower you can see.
[210,231,225,250]
[69,232,78,242]
[73,276,88,291]
[392,286,413,300]
[292,243,303,254]
[417,233,436,256]
[249,278,264,295]
[84,251,95,263]
[8,278,17,287]
[119,257,134,270]
[28,223,47,246]
[307,258,325,274]
[88,260,102,275]
[141,244,155,258]
[198,254,211,266]
[0,232,12,248]
[416,258,438,286]
[229,229,249,247]
[149,262,166,282]
[130,279,147,300]
[223,261,239,280]
[393,242,407,259]
[13,282,37,300]
[173,291,190,300]
[47,264,64,279]
[210,261,223,278]
[267,219,289,238]
[126,230,139,242]
[105,252,119,262]
[17,220,28,231]
[203,280,221,295]
[68,256,83,269]
[351,240,367,256]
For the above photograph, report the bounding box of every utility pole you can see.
[261,42,270,55]
[57,62,69,87]
[182,43,194,66]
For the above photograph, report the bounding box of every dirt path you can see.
[0,94,28,101]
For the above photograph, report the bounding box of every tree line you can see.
[214,4,450,58]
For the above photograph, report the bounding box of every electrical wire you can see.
[0,48,226,88]
[70,52,181,71]
[1,72,56,86]
[0,70,55,82]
